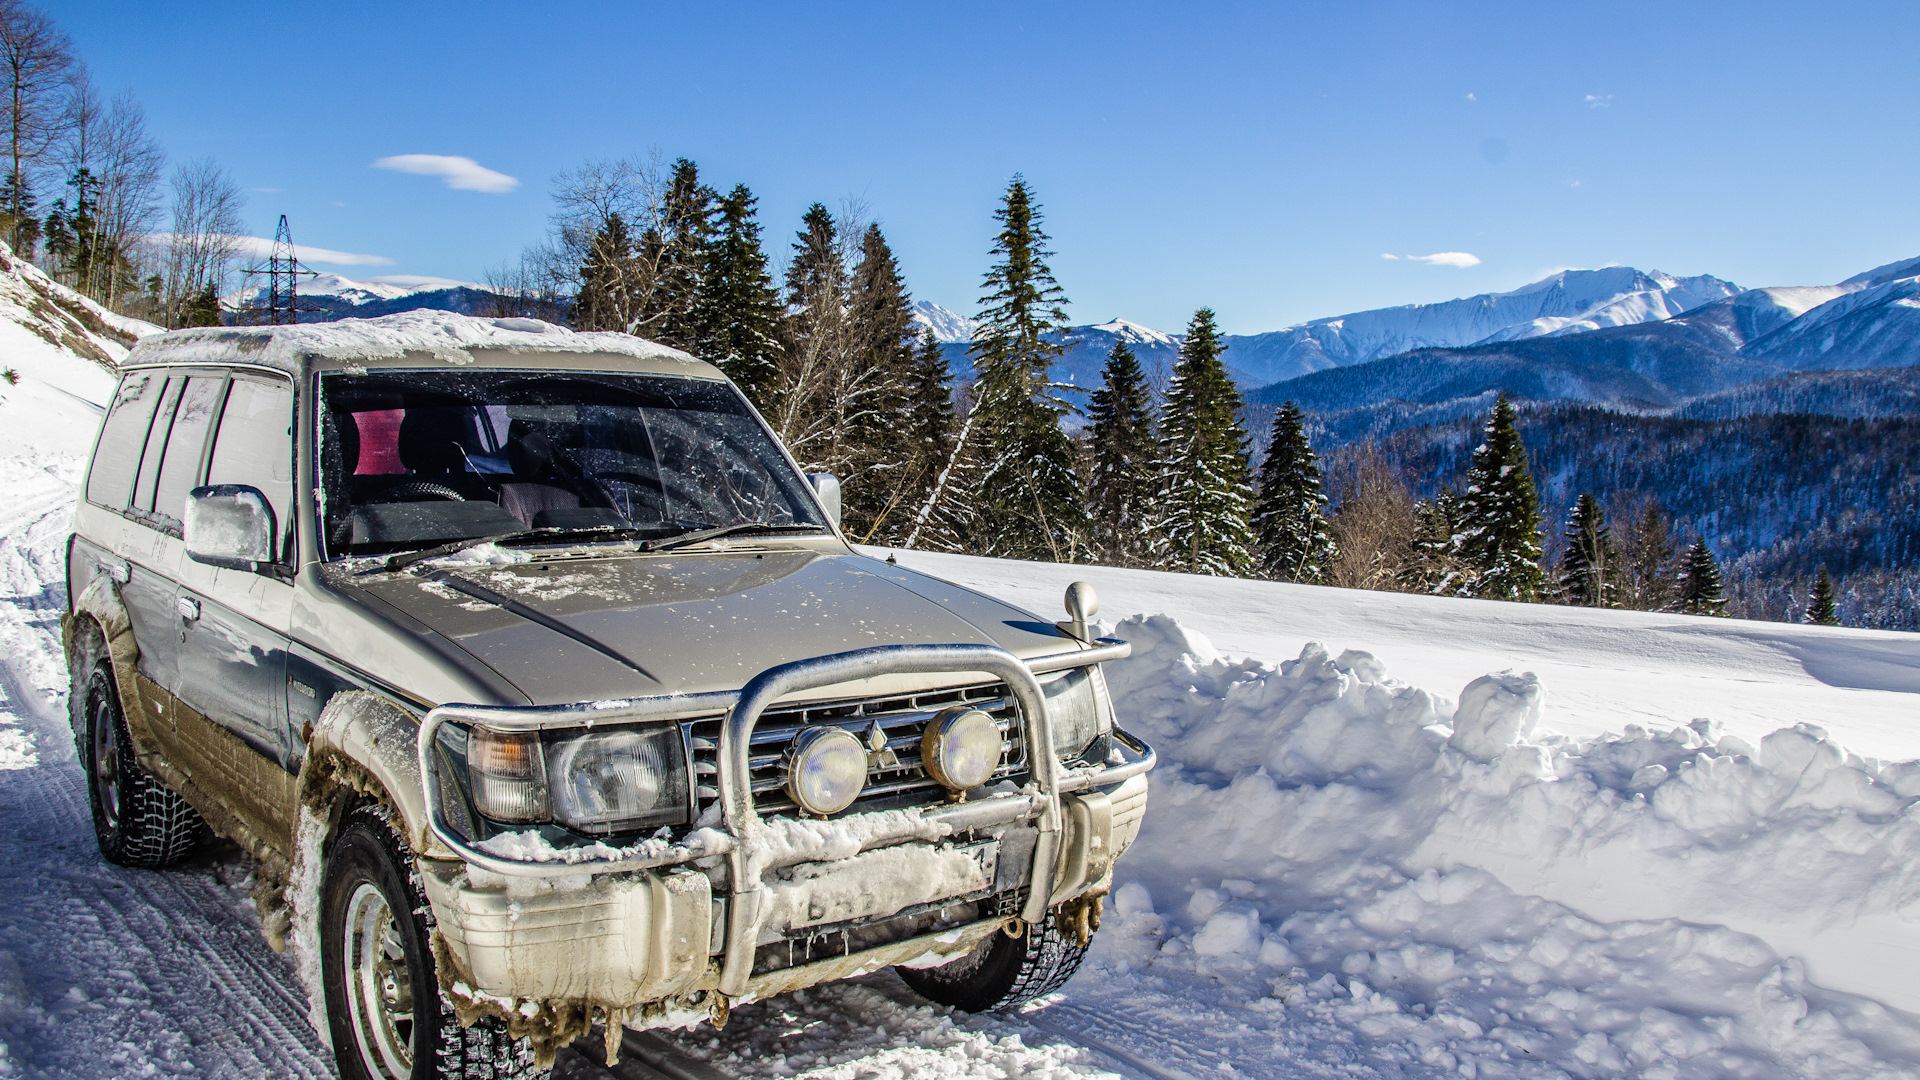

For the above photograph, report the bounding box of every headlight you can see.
[466,724,689,834]
[787,727,867,816]
[921,707,1002,792]
[1043,668,1104,759]
[546,726,689,833]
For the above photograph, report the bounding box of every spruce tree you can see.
[1453,394,1546,600]
[179,282,221,327]
[1086,339,1157,565]
[967,175,1086,562]
[1153,307,1255,576]
[893,328,967,550]
[842,223,918,540]
[1618,500,1679,611]
[641,157,715,348]
[1806,566,1840,626]
[1675,539,1728,616]
[1403,491,1463,593]
[695,184,783,410]
[1251,401,1336,582]
[573,212,636,332]
[1556,492,1616,607]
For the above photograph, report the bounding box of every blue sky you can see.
[46,1,1920,334]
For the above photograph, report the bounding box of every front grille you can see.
[682,680,1027,818]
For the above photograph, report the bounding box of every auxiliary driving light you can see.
[786,727,867,816]
[921,707,1001,793]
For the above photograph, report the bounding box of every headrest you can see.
[398,409,469,475]
[327,411,361,476]
[506,420,558,480]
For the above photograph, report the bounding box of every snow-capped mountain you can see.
[225,271,503,321]
[1222,267,1741,386]
[1250,253,1920,436]
[908,300,979,344]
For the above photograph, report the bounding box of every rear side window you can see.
[149,375,225,527]
[85,372,165,509]
[206,374,294,557]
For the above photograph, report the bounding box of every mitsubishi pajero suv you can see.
[62,313,1153,1080]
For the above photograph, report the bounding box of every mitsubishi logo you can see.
[865,719,899,769]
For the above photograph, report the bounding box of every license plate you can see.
[960,840,999,889]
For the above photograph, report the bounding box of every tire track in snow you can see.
[0,482,335,1079]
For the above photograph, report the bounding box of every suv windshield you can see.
[319,370,825,558]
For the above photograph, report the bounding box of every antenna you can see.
[236,214,318,325]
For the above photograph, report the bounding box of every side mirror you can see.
[185,485,276,571]
[807,472,842,531]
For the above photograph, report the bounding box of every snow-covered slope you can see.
[908,300,979,343]
[225,270,504,323]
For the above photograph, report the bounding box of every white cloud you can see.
[372,154,519,194]
[1465,92,1476,101]
[224,235,395,266]
[1385,251,1482,268]
[1585,94,1613,108]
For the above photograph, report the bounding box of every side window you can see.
[85,372,164,509]
[150,375,225,527]
[206,374,294,558]
[130,377,183,514]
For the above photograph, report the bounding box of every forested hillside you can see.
[1355,405,1920,629]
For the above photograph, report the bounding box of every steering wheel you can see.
[388,481,466,503]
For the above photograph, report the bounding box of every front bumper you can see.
[416,641,1154,1009]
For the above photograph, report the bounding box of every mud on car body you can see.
[61,313,1154,1080]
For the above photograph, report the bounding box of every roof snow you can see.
[126,310,707,374]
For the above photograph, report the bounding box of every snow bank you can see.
[1093,614,1920,1078]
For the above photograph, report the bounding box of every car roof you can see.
[121,310,724,381]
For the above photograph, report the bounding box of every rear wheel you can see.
[897,907,1091,1012]
[320,808,546,1080]
[80,658,202,868]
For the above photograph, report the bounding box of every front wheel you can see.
[320,808,545,1080]
[897,906,1092,1012]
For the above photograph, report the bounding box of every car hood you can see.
[344,546,1077,706]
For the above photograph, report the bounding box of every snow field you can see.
[1071,614,1920,1077]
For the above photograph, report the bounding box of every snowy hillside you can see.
[908,299,979,343]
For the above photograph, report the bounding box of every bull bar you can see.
[416,639,1154,997]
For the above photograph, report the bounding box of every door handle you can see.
[176,596,201,621]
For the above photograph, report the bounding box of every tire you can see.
[896,907,1091,1012]
[79,656,203,869]
[320,807,546,1080]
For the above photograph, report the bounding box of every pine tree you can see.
[573,212,636,332]
[967,175,1086,562]
[1403,490,1465,593]
[1251,401,1336,582]
[1805,565,1840,626]
[1085,339,1157,565]
[641,157,715,348]
[1675,539,1728,616]
[1617,499,1679,612]
[179,282,220,327]
[1556,492,1616,606]
[1453,394,1546,600]
[842,223,918,540]
[695,184,783,410]
[1153,307,1255,576]
[893,329,967,550]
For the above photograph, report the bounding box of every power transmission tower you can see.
[238,214,318,324]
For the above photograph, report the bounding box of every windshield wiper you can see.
[641,521,826,554]
[377,525,645,574]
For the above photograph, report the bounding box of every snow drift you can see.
[1092,613,1920,1077]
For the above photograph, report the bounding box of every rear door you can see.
[174,370,298,768]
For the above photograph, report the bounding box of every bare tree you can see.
[162,157,243,327]
[0,0,72,250]
[51,69,162,306]
[1323,440,1419,591]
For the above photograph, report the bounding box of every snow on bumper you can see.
[418,772,1148,1009]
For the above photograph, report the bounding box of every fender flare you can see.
[64,575,161,754]
[297,689,456,861]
